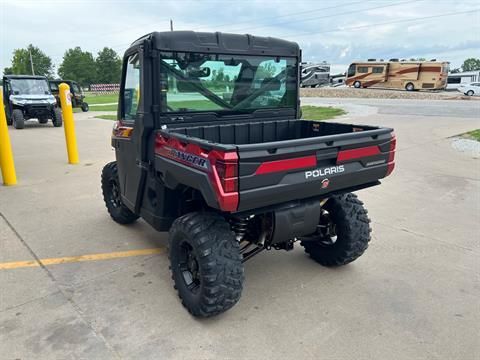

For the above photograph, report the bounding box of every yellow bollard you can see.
[0,90,17,185]
[58,83,79,164]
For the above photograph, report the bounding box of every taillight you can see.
[210,151,239,212]
[386,133,396,176]
[215,159,238,193]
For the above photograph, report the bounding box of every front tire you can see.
[405,82,415,91]
[101,161,139,224]
[52,108,63,127]
[300,193,371,267]
[81,103,89,112]
[12,109,24,129]
[466,90,474,96]
[169,212,244,317]
[354,81,361,88]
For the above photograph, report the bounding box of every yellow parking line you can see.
[0,248,165,270]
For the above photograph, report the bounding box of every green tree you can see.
[95,47,122,83]
[58,47,97,87]
[256,62,276,78]
[6,45,53,77]
[461,58,480,72]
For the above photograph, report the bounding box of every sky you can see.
[1,0,479,76]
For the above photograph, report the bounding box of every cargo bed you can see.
[156,118,395,212]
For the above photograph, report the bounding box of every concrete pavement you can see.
[0,101,479,359]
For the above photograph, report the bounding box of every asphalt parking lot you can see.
[1,99,479,359]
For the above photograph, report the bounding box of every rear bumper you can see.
[237,163,388,211]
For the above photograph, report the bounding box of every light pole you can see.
[29,49,35,75]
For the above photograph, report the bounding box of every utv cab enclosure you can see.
[49,80,89,112]
[101,31,396,317]
[2,75,62,129]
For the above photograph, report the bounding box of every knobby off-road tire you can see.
[101,161,139,224]
[13,109,24,129]
[81,103,89,112]
[169,212,244,317]
[52,108,63,127]
[301,193,371,267]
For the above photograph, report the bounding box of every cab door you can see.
[113,52,143,211]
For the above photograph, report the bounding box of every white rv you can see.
[447,71,480,90]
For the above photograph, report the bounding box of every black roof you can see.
[130,31,300,57]
[3,75,48,80]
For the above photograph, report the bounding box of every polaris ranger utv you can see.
[2,75,62,129]
[101,31,396,317]
[49,80,89,112]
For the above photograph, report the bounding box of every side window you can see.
[50,82,58,91]
[357,66,369,73]
[72,83,81,93]
[447,77,461,84]
[123,54,140,121]
[372,67,384,74]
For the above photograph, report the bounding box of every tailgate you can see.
[236,127,395,212]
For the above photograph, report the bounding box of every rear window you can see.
[357,66,369,73]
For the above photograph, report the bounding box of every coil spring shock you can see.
[230,217,249,241]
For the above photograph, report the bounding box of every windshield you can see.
[10,78,50,95]
[160,52,297,113]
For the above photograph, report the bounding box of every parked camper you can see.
[300,62,330,88]
[447,71,480,90]
[346,59,449,91]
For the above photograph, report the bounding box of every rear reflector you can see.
[255,155,317,175]
[337,146,380,163]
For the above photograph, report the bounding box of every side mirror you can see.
[187,67,211,78]
[124,88,134,115]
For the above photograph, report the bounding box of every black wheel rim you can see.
[317,210,338,246]
[109,179,122,208]
[178,241,201,294]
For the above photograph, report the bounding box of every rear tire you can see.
[354,81,361,88]
[52,108,63,127]
[169,212,244,317]
[405,82,415,91]
[81,103,89,112]
[12,109,24,129]
[300,193,371,267]
[101,161,139,224]
[466,90,474,96]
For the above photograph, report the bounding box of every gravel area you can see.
[300,87,478,100]
[451,138,480,157]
